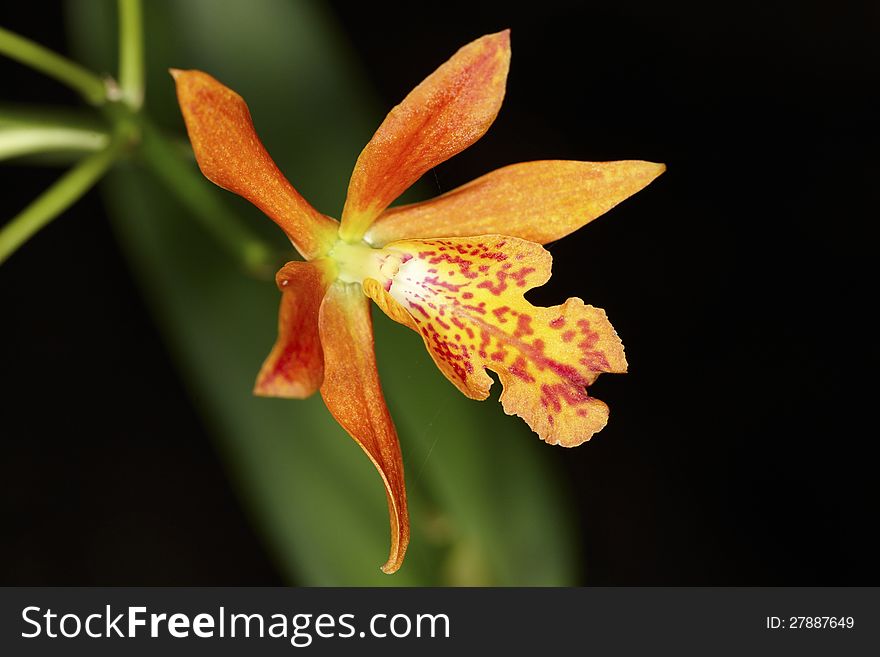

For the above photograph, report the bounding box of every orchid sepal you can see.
[365,159,665,247]
[254,258,337,399]
[171,69,339,260]
[339,30,511,241]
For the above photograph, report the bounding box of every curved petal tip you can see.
[318,283,410,575]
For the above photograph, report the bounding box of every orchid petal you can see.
[365,160,665,246]
[318,282,410,573]
[254,259,336,398]
[364,236,626,446]
[339,31,511,241]
[171,69,338,260]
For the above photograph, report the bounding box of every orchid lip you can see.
[386,252,429,302]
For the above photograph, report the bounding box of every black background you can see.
[1,1,877,585]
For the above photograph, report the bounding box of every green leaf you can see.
[66,0,577,585]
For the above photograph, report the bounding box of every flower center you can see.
[328,239,408,291]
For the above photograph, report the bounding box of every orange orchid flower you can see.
[172,30,664,574]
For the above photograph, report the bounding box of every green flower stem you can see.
[0,139,123,264]
[0,126,110,162]
[0,26,106,105]
[138,122,275,276]
[117,0,144,109]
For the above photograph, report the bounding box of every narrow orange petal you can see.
[364,236,627,446]
[171,69,338,259]
[339,31,511,242]
[254,259,336,398]
[365,160,665,246]
[318,282,410,573]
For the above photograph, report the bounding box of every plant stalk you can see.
[117,0,145,109]
[0,139,123,264]
[0,26,106,105]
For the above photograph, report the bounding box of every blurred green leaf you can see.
[66,0,577,585]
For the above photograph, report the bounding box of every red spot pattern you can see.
[509,266,535,287]
[539,382,590,414]
[424,275,467,292]
[493,306,511,323]
[476,275,507,295]
[377,236,625,444]
[408,301,429,318]
[513,313,534,338]
[509,356,534,382]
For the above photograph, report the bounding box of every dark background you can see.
[1,1,877,584]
